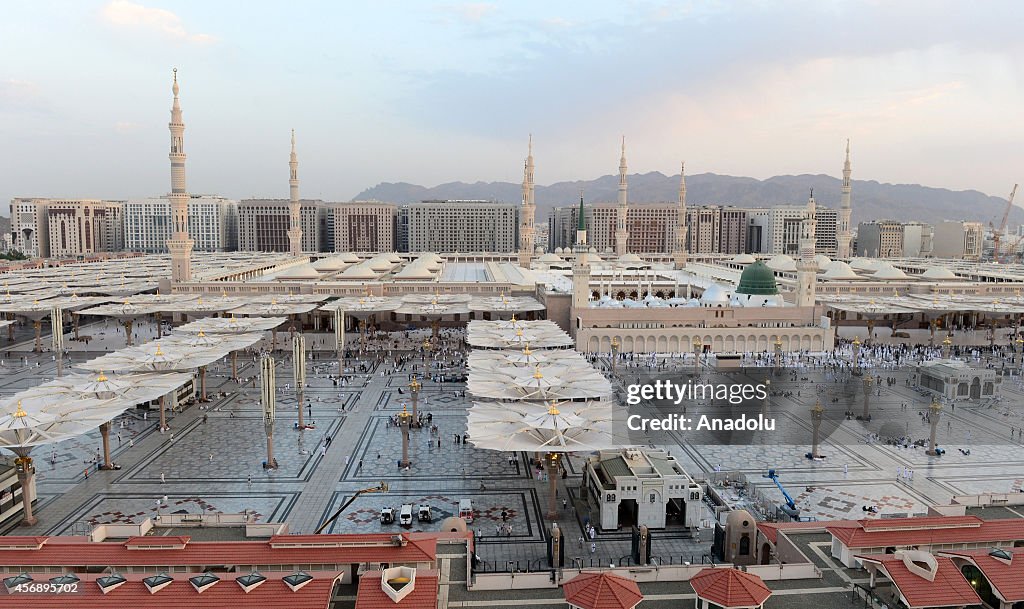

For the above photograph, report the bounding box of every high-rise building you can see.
[549,203,676,254]
[856,220,906,258]
[45,199,124,258]
[237,199,327,253]
[932,221,984,260]
[124,195,237,253]
[405,200,518,253]
[814,208,838,255]
[331,202,397,252]
[10,198,51,258]
[769,206,838,256]
[902,221,934,257]
[745,209,771,254]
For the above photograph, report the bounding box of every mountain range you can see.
[355,172,1023,228]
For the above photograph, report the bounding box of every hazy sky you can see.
[2,0,1022,208]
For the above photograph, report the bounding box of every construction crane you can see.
[763,469,801,520]
[990,184,1018,263]
[315,481,389,534]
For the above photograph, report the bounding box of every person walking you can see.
[160,472,165,484]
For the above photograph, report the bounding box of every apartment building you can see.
[405,200,518,253]
[124,195,237,253]
[331,201,397,253]
[237,199,326,253]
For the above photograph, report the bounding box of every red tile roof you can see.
[857,554,981,608]
[563,572,643,609]
[690,568,772,608]
[0,536,48,549]
[756,520,857,544]
[0,571,336,609]
[0,532,441,568]
[355,570,438,609]
[941,547,1024,602]
[828,515,1024,548]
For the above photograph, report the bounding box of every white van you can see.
[399,504,414,527]
[458,499,474,523]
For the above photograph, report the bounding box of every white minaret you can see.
[614,136,629,256]
[518,135,536,267]
[796,189,818,307]
[287,129,302,256]
[836,139,853,259]
[167,68,193,283]
[674,161,688,269]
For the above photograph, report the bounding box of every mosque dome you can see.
[700,283,731,305]
[735,261,778,295]
[814,254,832,267]
[731,253,756,265]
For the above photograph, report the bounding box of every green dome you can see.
[735,260,778,295]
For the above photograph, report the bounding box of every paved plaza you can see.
[4,318,1024,577]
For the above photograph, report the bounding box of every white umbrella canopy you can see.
[469,295,545,314]
[228,301,319,316]
[161,330,263,352]
[78,341,223,372]
[26,371,194,403]
[466,320,574,350]
[0,399,128,450]
[319,296,401,314]
[467,362,612,401]
[466,400,618,452]
[175,316,286,334]
[468,347,585,368]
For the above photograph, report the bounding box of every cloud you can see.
[0,79,47,113]
[101,0,216,44]
[437,2,498,24]
[114,121,141,134]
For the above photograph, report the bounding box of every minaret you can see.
[167,68,193,283]
[796,189,818,307]
[574,191,588,251]
[518,135,536,267]
[287,129,302,256]
[571,191,591,323]
[836,139,853,259]
[614,136,629,256]
[674,161,688,269]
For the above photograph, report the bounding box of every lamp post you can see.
[335,308,345,373]
[942,335,952,359]
[862,375,872,420]
[851,336,862,376]
[398,404,412,468]
[14,454,36,526]
[261,353,278,469]
[545,449,561,520]
[410,377,421,420]
[810,400,824,459]
[773,336,783,376]
[1016,336,1023,367]
[50,307,64,378]
[293,334,307,429]
[692,337,702,377]
[926,400,943,456]
[610,337,620,373]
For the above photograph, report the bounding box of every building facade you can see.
[933,221,984,260]
[237,199,326,253]
[124,196,238,253]
[856,220,906,258]
[10,198,50,258]
[331,202,397,252]
[9,198,126,258]
[405,200,518,253]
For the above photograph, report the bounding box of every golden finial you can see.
[155,345,164,356]
[198,330,206,338]
[852,336,861,346]
[516,328,524,338]
[547,401,560,416]
[522,343,532,356]
[97,372,108,382]
[811,400,824,415]
[533,366,544,380]
[13,401,26,418]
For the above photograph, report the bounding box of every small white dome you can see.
[814,253,832,267]
[821,261,861,280]
[767,255,797,272]
[872,265,909,280]
[849,258,879,271]
[276,263,320,280]
[731,253,756,264]
[700,283,731,304]
[921,266,956,280]
[537,253,563,263]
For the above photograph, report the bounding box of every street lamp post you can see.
[773,336,783,376]
[810,400,824,459]
[410,377,421,420]
[692,337,702,377]
[398,404,412,468]
[862,375,873,420]
[50,307,64,378]
[14,454,36,526]
[851,336,862,376]
[1016,336,1024,368]
[610,337,620,373]
[942,335,952,359]
[926,400,943,456]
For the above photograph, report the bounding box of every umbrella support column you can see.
[156,313,162,339]
[124,319,133,346]
[272,329,277,352]
[159,395,168,431]
[199,367,207,402]
[33,320,41,353]
[73,313,80,340]
[265,424,277,469]
[545,453,560,520]
[15,457,37,527]
[231,351,238,380]
[99,422,113,469]
[7,316,14,342]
